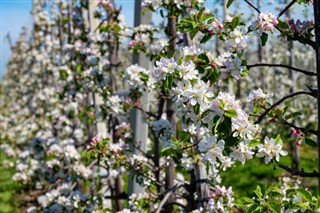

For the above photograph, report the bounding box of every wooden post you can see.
[128,0,151,196]
[88,0,111,209]
[285,1,299,170]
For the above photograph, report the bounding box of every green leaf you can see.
[161,147,175,157]
[164,75,173,91]
[190,27,199,40]
[268,202,281,213]
[260,33,268,46]
[305,137,317,147]
[275,134,282,144]
[305,123,313,132]
[224,109,237,118]
[193,104,200,115]
[226,0,234,8]
[249,140,260,147]
[231,16,240,29]
[247,204,260,213]
[200,33,213,43]
[285,112,302,120]
[277,19,289,30]
[254,185,263,198]
[234,197,255,207]
[296,189,313,203]
[294,202,310,210]
[198,53,209,63]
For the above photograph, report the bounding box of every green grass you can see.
[0,152,19,213]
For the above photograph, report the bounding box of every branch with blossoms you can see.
[254,91,315,124]
[244,0,316,49]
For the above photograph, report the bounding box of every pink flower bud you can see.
[296,140,302,146]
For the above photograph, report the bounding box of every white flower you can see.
[247,88,273,103]
[181,153,194,170]
[106,95,123,115]
[64,145,80,160]
[226,27,248,52]
[184,80,214,106]
[256,137,288,164]
[222,55,246,80]
[199,135,225,164]
[177,61,198,80]
[229,140,255,165]
[109,169,119,178]
[154,58,177,80]
[126,64,149,89]
[182,46,203,56]
[73,163,92,179]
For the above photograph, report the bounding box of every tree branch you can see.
[244,0,261,13]
[156,185,178,213]
[247,63,316,76]
[278,163,319,177]
[280,118,318,135]
[244,0,315,49]
[277,0,296,18]
[254,91,314,124]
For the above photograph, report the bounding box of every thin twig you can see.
[254,91,314,124]
[278,163,319,177]
[244,0,261,13]
[277,0,296,18]
[280,118,318,135]
[155,185,178,213]
[247,63,316,76]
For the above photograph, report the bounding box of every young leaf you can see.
[260,33,268,46]
[305,137,317,147]
[200,33,213,43]
[227,0,234,8]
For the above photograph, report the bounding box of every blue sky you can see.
[1,0,32,79]
[0,0,313,80]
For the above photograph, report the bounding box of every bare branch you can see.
[277,0,297,18]
[254,91,314,124]
[156,185,178,213]
[247,63,316,76]
[244,0,261,13]
[278,163,319,177]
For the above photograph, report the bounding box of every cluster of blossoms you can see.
[250,12,279,34]
[256,136,288,164]
[247,88,273,112]
[125,64,155,90]
[129,25,156,50]
[247,88,273,104]
[221,53,247,80]
[288,18,314,36]
[226,27,248,52]
[142,0,204,10]
[33,183,90,212]
[106,95,125,115]
[154,57,177,80]
[2,0,317,211]
[290,127,305,146]
[193,186,234,213]
[149,38,169,55]
[198,134,287,166]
